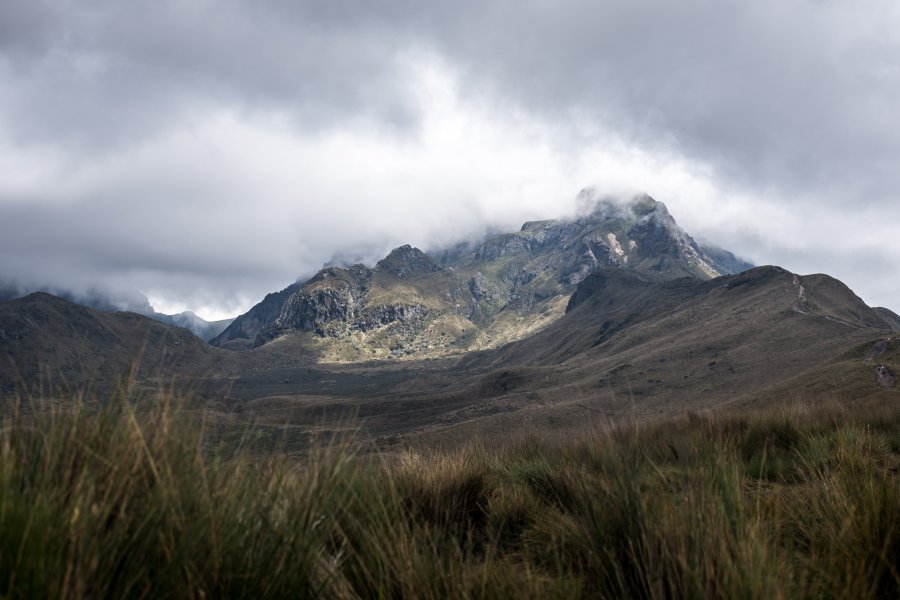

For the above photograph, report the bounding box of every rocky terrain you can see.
[212,194,753,362]
[210,282,303,350]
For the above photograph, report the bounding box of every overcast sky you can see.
[2,0,899,320]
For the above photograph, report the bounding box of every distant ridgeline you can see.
[211,194,754,360]
[0,285,232,342]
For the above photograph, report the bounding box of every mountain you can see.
[149,311,234,342]
[0,284,154,314]
[0,284,232,342]
[454,265,895,436]
[0,293,221,398]
[212,194,752,361]
[697,244,755,274]
[209,282,303,350]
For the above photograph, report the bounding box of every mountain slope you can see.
[474,265,894,412]
[0,293,221,397]
[0,284,233,342]
[0,285,154,314]
[210,282,303,350]
[222,265,895,446]
[874,307,900,331]
[214,194,752,362]
[501,266,887,364]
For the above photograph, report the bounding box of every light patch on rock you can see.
[607,233,628,263]
[680,243,720,279]
[791,273,810,313]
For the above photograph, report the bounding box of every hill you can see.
[0,284,233,341]
[0,293,223,398]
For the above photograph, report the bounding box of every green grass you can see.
[0,391,898,598]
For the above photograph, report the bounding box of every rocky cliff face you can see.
[212,194,752,361]
[209,283,302,349]
[375,245,445,278]
[256,266,368,343]
[249,259,461,359]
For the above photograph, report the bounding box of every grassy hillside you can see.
[0,390,897,598]
[0,293,224,398]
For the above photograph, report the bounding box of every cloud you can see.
[1,1,899,318]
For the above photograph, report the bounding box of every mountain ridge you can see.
[0,292,222,396]
[212,194,754,362]
[0,285,233,342]
[874,307,900,331]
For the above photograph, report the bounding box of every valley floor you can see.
[0,392,898,598]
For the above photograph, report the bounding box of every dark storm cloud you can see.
[4,0,898,197]
[0,0,423,149]
[1,0,899,315]
[424,0,900,205]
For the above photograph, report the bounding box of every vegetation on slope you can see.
[0,390,898,598]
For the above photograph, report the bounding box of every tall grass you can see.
[0,391,898,598]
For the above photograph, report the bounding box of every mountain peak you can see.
[628,193,667,218]
[574,191,673,228]
[212,192,756,358]
[375,245,443,278]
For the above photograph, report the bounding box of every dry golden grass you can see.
[0,386,898,598]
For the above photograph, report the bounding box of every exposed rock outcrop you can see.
[213,193,756,361]
[375,245,444,278]
[252,259,437,352]
[875,364,895,388]
[866,340,889,360]
[210,282,302,349]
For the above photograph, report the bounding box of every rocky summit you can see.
[212,194,752,362]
